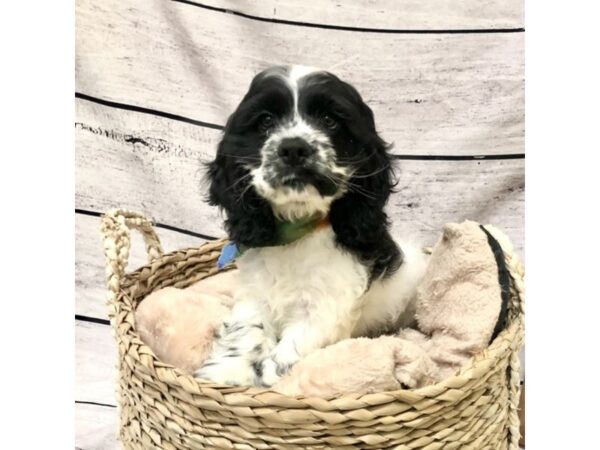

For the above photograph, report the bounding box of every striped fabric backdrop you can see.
[75,1,524,447]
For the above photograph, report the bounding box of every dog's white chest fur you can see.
[236,226,425,341]
[236,227,369,340]
[196,226,426,386]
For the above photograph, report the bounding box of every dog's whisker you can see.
[224,171,253,193]
[345,184,378,200]
[336,153,377,166]
[350,163,392,179]
[312,163,378,201]
[236,180,255,203]
[231,155,262,163]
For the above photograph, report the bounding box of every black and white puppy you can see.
[195,65,427,387]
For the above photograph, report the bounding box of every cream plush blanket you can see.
[136,221,510,396]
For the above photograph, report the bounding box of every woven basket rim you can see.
[115,236,524,407]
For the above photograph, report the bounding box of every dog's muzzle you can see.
[258,135,341,197]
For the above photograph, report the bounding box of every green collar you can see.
[273,214,329,247]
[240,213,330,252]
[218,214,329,268]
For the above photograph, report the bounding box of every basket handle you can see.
[101,209,163,299]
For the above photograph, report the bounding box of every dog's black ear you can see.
[206,143,277,248]
[329,103,400,278]
[330,135,394,243]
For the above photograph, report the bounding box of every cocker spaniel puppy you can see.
[195,65,427,387]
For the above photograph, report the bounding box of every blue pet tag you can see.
[217,242,240,269]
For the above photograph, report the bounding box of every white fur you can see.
[285,64,318,116]
[196,226,427,386]
[252,180,335,221]
[351,240,429,337]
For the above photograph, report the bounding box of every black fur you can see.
[206,67,402,280]
[206,72,293,247]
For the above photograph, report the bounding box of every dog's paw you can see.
[259,357,283,387]
[194,356,258,386]
[259,354,296,387]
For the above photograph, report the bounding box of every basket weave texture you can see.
[101,209,524,450]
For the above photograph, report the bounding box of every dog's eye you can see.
[258,114,275,133]
[320,114,338,130]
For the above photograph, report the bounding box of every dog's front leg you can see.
[194,298,275,386]
[260,300,361,387]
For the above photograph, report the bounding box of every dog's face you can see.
[207,65,394,247]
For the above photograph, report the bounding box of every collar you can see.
[272,213,330,247]
[217,214,329,268]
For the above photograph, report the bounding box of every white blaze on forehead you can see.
[275,65,321,149]
[286,65,319,117]
[287,65,319,87]
[261,64,320,119]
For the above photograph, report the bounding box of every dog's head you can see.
[207,65,395,247]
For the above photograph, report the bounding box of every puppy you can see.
[195,65,427,387]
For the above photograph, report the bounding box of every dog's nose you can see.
[277,138,315,166]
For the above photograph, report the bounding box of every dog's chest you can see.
[236,227,369,323]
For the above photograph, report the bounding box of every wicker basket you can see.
[101,209,524,450]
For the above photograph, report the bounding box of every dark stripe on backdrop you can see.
[394,154,525,161]
[75,400,117,409]
[76,93,524,161]
[75,92,224,130]
[76,314,110,326]
[75,208,218,241]
[173,0,525,35]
